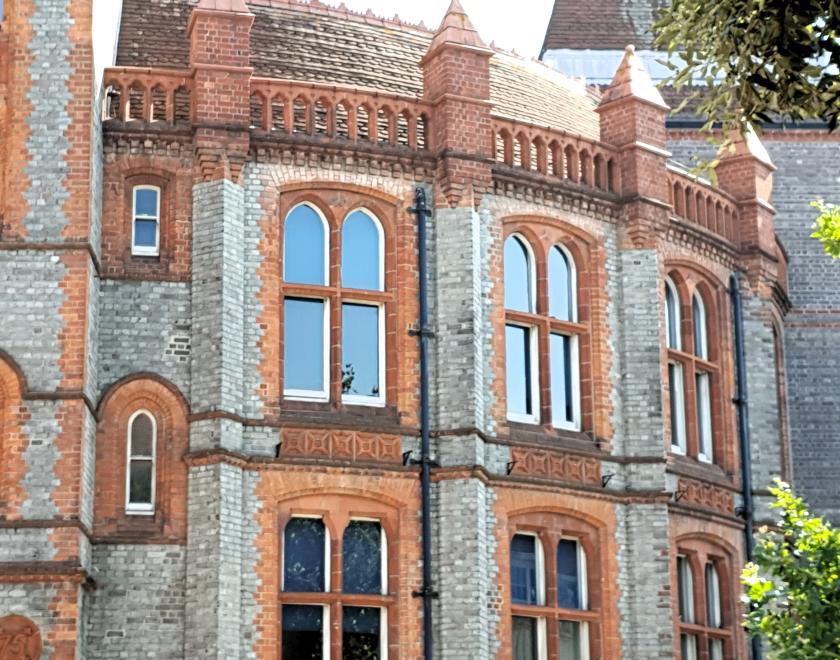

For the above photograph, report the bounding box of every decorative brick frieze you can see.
[508,446,601,486]
[279,427,402,464]
[675,477,735,516]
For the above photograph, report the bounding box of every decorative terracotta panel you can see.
[677,477,734,515]
[0,615,41,660]
[510,447,600,486]
[280,428,401,464]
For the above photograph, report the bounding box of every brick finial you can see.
[716,126,778,273]
[597,45,671,246]
[421,0,494,207]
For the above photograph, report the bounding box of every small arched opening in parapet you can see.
[335,101,351,139]
[173,85,191,123]
[417,113,429,150]
[150,85,167,123]
[250,92,267,131]
[579,149,593,186]
[127,83,146,121]
[376,107,393,145]
[356,104,372,141]
[314,98,331,136]
[564,145,579,182]
[293,97,309,134]
[396,110,411,147]
[271,96,287,133]
[593,153,605,190]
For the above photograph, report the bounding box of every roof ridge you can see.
[246,0,434,35]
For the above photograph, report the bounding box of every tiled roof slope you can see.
[541,0,668,52]
[115,0,601,140]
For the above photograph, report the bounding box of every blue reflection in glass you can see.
[284,204,326,285]
[341,304,379,398]
[134,188,158,216]
[282,605,323,660]
[557,539,581,609]
[550,334,573,425]
[506,325,532,417]
[504,236,532,312]
[342,521,382,594]
[549,246,573,321]
[342,210,381,290]
[511,534,538,605]
[283,518,326,592]
[284,298,325,393]
[134,219,157,248]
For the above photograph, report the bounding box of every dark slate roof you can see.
[115,0,602,140]
[541,0,669,53]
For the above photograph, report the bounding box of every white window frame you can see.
[283,297,330,402]
[131,185,160,257]
[340,300,386,408]
[283,202,330,286]
[506,322,541,425]
[669,361,687,454]
[696,371,713,463]
[550,333,581,432]
[692,292,708,359]
[125,409,156,515]
[665,277,681,351]
[677,555,695,623]
[550,244,577,322]
[505,233,537,314]
[281,514,331,592]
[342,207,385,292]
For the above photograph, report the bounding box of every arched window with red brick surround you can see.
[0,354,26,516]
[674,538,738,660]
[503,220,599,436]
[94,376,188,542]
[277,495,398,659]
[664,268,731,468]
[506,512,604,660]
[280,190,396,410]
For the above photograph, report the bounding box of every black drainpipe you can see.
[410,186,435,660]
[729,272,762,660]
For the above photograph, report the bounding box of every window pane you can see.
[557,540,581,609]
[128,460,153,505]
[341,210,381,290]
[282,605,323,660]
[551,334,574,426]
[341,304,380,398]
[677,556,694,623]
[709,639,724,660]
[680,633,697,660]
[506,325,533,417]
[284,205,326,285]
[696,372,712,460]
[511,534,538,605]
[669,363,684,450]
[549,246,573,321]
[558,620,583,660]
[283,518,326,592]
[512,617,538,660]
[692,295,707,359]
[134,188,158,217]
[342,521,382,594]
[134,219,157,248]
[284,298,325,393]
[705,563,722,627]
[342,607,380,660]
[666,283,679,349]
[504,236,532,312]
[130,413,154,457]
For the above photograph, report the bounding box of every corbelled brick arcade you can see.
[0,0,792,658]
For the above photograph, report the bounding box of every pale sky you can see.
[335,0,555,59]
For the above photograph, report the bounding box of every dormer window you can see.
[132,185,160,256]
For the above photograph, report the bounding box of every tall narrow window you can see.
[557,539,589,660]
[511,534,545,660]
[284,204,327,285]
[695,372,713,462]
[669,363,686,453]
[677,556,697,660]
[548,246,580,431]
[692,294,707,359]
[665,279,681,351]
[126,411,155,514]
[342,521,384,595]
[132,186,160,256]
[505,235,539,424]
[705,563,724,660]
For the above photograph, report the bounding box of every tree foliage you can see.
[742,481,840,658]
[653,0,840,131]
[811,200,840,257]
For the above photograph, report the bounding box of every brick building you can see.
[542,0,840,524]
[0,0,788,658]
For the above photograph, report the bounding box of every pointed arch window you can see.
[341,209,383,291]
[284,203,328,285]
[126,411,155,514]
